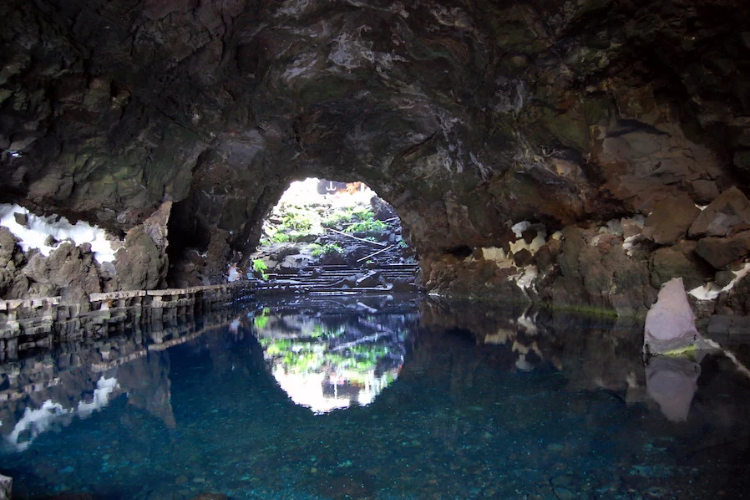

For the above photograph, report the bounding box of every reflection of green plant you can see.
[311,324,325,338]
[253,259,269,280]
[266,338,292,355]
[262,335,392,376]
[309,323,345,338]
[254,307,272,329]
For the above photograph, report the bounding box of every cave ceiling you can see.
[1,0,749,259]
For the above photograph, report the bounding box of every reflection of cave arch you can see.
[252,310,412,413]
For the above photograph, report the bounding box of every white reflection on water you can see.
[5,376,119,451]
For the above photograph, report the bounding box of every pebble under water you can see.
[1,296,749,499]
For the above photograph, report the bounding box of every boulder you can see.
[650,245,706,290]
[114,230,165,290]
[644,278,701,355]
[278,254,312,273]
[716,273,750,315]
[690,180,720,204]
[370,196,396,221]
[642,194,700,245]
[513,248,534,267]
[20,242,103,302]
[114,203,172,290]
[695,230,750,270]
[688,186,750,238]
[356,270,382,288]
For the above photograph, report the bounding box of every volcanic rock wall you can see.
[1,0,750,315]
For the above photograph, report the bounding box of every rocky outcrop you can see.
[689,187,750,238]
[113,201,172,291]
[642,195,700,246]
[0,0,749,314]
[0,203,171,302]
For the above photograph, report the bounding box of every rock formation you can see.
[0,0,749,315]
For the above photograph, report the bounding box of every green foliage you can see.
[252,259,269,280]
[322,206,376,229]
[396,237,409,249]
[322,209,355,228]
[272,232,291,243]
[311,243,344,257]
[351,208,374,220]
[308,243,321,255]
[346,219,386,233]
[281,208,313,231]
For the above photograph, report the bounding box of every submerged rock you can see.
[644,278,701,355]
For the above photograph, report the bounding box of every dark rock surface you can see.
[695,231,750,270]
[0,0,749,314]
[689,187,750,238]
[642,195,700,245]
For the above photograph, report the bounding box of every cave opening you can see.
[248,177,416,280]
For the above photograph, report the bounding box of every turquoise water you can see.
[1,297,749,499]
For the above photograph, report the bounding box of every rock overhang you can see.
[0,0,749,313]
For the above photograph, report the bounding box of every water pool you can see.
[1,297,748,499]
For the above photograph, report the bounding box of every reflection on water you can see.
[0,297,748,499]
[253,308,413,413]
[646,356,701,422]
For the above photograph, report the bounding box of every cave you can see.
[1,0,749,316]
[1,0,750,497]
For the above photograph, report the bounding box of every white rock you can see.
[644,278,700,355]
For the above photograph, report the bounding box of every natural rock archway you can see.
[1,0,750,315]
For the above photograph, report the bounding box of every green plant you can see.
[346,219,386,233]
[322,209,354,228]
[253,259,269,280]
[351,208,374,220]
[282,208,313,231]
[272,232,291,243]
[311,243,344,257]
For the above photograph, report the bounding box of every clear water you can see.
[1,296,749,499]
